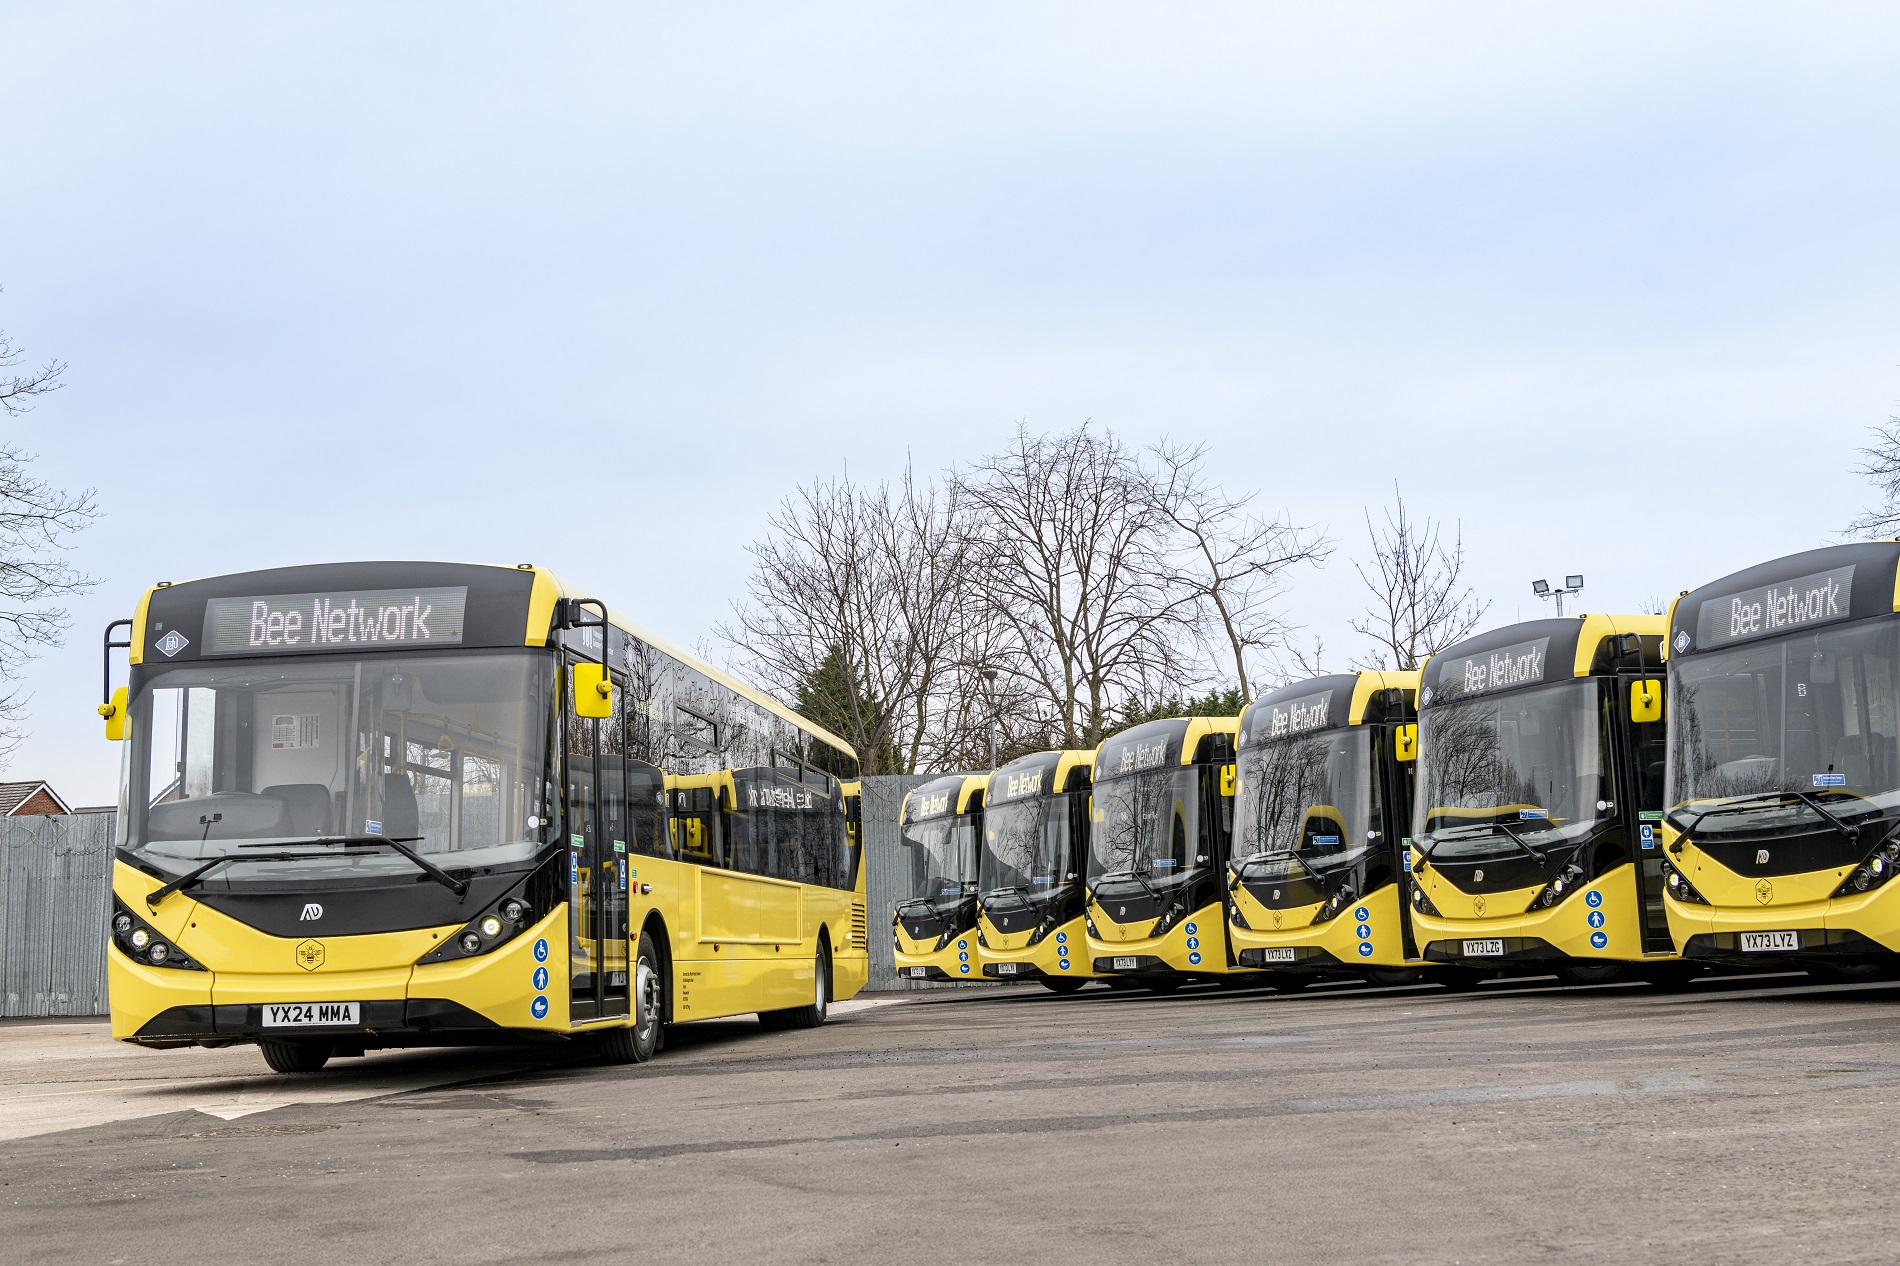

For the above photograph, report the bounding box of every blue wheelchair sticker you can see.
[1588,910,1606,929]
[1187,951,1203,965]
[1354,906,1370,923]
[1585,890,1603,909]
[530,995,549,1019]
[1055,931,1068,944]
[533,938,549,963]
[957,939,968,951]
[1590,931,1609,950]
[1184,922,1198,936]
[1186,936,1201,950]
[1358,942,1375,958]
[532,965,549,991]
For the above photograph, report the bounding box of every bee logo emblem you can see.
[1755,879,1774,906]
[296,939,325,971]
[1473,896,1488,917]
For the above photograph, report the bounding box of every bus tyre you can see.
[600,932,665,1064]
[1556,962,1624,986]
[260,1040,331,1074]
[1435,968,1486,992]
[1103,976,1140,990]
[1040,977,1087,994]
[1142,976,1183,995]
[767,944,831,1030]
[1808,960,1886,983]
[1366,968,1424,987]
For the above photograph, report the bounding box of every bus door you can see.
[565,657,632,1023]
[1615,676,1674,954]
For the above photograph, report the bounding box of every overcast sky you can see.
[4,2,1899,805]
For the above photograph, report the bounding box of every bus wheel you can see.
[1366,968,1423,987]
[1556,962,1624,986]
[1809,960,1886,983]
[1041,978,1087,994]
[1435,968,1486,991]
[772,944,832,1029]
[260,1040,331,1074]
[1142,977,1183,995]
[600,932,665,1064]
[1639,964,1702,990]
[1267,976,1311,993]
[1103,976,1140,990]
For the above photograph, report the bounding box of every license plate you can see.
[1113,956,1139,970]
[996,962,1020,974]
[1740,930,1801,953]
[262,1002,359,1027]
[1462,939,1505,957]
[1260,947,1297,963]
[908,966,929,978]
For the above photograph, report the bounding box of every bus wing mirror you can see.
[98,687,129,742]
[1630,679,1663,724]
[1395,723,1418,762]
[1219,763,1236,797]
[573,663,613,718]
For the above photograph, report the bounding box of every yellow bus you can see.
[1084,716,1250,992]
[1661,543,1900,980]
[1407,615,1683,986]
[98,562,867,1072]
[892,772,987,981]
[976,749,1097,992]
[1227,671,1428,989]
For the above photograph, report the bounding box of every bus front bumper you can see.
[980,913,1094,980]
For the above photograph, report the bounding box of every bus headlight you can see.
[110,898,206,971]
[1834,842,1900,898]
[1410,884,1442,917]
[417,853,561,965]
[1531,863,1586,910]
[1310,887,1356,926]
[1662,861,1710,906]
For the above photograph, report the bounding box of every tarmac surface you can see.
[5,972,1900,1265]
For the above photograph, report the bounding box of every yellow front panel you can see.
[1086,897,1242,974]
[1229,882,1411,967]
[1413,863,1665,961]
[410,907,569,1030]
[978,910,1096,979]
[107,946,212,1040]
[894,922,979,980]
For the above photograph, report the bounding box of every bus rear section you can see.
[1661,543,1900,980]
[1227,671,1428,988]
[1406,615,1682,986]
[893,773,987,981]
[977,750,1097,991]
[1085,716,1249,992]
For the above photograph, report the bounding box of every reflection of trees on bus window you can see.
[1669,618,1900,823]
[902,813,978,908]
[1235,728,1372,873]
[1089,767,1200,892]
[1414,679,1610,848]
[982,793,1075,896]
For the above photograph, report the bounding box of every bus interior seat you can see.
[261,783,333,836]
[381,772,420,839]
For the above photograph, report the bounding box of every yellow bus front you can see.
[977,750,1098,991]
[892,773,986,983]
[1661,544,1900,980]
[1084,716,1252,990]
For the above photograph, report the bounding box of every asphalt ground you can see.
[5,971,1900,1266]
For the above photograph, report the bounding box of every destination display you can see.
[1244,689,1334,746]
[1429,637,1550,702]
[1695,564,1855,651]
[202,586,469,655]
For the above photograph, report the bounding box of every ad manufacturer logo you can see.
[299,902,324,921]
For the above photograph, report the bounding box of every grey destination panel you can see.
[201,586,469,656]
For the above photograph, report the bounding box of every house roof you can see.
[0,781,73,815]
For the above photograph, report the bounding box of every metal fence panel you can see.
[0,814,113,1017]
[860,774,994,993]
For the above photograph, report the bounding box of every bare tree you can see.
[0,291,94,754]
[1147,438,1331,702]
[955,422,1201,750]
[1348,485,1488,670]
[1847,416,1900,539]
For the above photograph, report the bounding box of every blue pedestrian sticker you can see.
[533,938,549,963]
[1639,824,1655,849]
[1354,906,1370,923]
[1587,910,1606,929]
[530,995,549,1019]
[957,939,968,951]
[1186,936,1200,950]
[1057,944,1069,958]
[958,950,968,962]
[1590,931,1609,950]
[1358,942,1375,958]
[1356,924,1372,940]
[1058,958,1071,970]
[1585,890,1603,909]
[1055,931,1068,944]
[1187,951,1203,965]
[532,965,549,991]
[1184,922,1198,936]
[959,963,970,974]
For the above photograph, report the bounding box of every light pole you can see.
[1532,574,1585,616]
[980,668,1001,771]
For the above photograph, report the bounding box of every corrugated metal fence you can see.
[0,775,984,1018]
[1,813,113,1018]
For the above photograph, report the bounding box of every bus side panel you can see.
[409,905,570,1031]
[678,869,808,1018]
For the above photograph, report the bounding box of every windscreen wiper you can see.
[981,884,1036,912]
[240,834,470,897]
[1669,791,1863,855]
[1103,866,1163,905]
[145,849,384,908]
[1422,820,1546,867]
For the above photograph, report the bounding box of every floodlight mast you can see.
[1531,574,1584,617]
